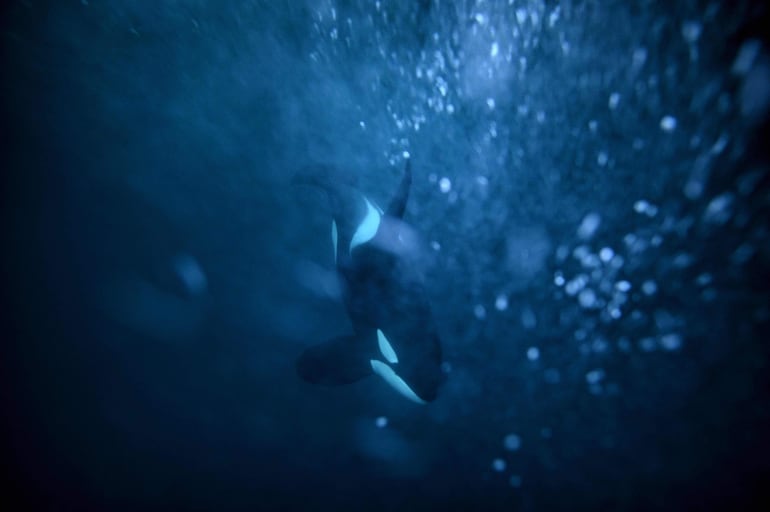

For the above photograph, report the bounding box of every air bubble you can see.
[577,212,602,239]
[639,337,657,352]
[586,369,605,384]
[503,434,521,451]
[681,21,702,43]
[597,151,608,166]
[659,334,682,351]
[660,115,677,132]
[615,280,631,292]
[521,308,537,329]
[599,247,614,262]
[578,288,597,309]
[642,280,658,295]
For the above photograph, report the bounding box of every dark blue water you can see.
[2,1,769,510]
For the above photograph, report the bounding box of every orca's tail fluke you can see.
[296,334,376,386]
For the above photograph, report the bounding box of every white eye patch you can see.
[370,359,426,405]
[349,197,381,253]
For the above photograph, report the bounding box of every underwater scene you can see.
[2,0,769,510]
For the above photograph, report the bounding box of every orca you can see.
[56,178,210,343]
[294,158,444,404]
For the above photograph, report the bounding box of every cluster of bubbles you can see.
[490,431,540,488]
[460,6,764,487]
[304,0,768,494]
[306,0,565,166]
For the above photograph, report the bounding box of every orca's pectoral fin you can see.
[386,158,412,219]
[296,335,374,385]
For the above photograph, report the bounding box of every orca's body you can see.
[295,159,444,403]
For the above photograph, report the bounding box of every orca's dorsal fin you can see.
[386,158,412,219]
